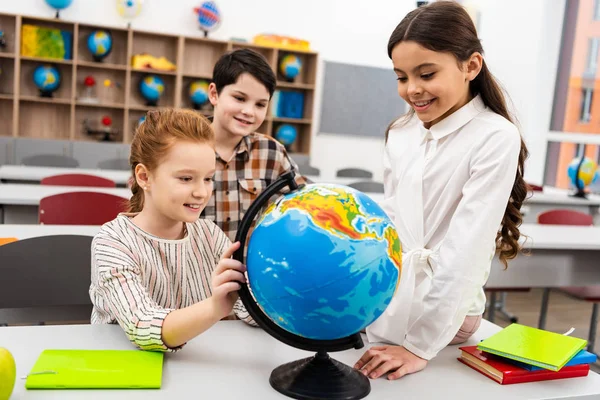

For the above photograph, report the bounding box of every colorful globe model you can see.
[274,124,297,148]
[139,75,165,106]
[194,2,221,36]
[189,80,209,109]
[568,157,598,190]
[33,65,61,97]
[279,54,302,81]
[246,183,402,340]
[87,30,113,62]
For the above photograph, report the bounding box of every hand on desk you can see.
[210,241,247,320]
[354,345,427,380]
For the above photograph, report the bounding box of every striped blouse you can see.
[89,213,254,351]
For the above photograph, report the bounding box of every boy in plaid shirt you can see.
[202,49,306,241]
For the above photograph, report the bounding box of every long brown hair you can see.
[386,1,529,267]
[128,108,214,213]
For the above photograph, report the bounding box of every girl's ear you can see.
[465,52,483,82]
[135,163,151,190]
[208,82,219,106]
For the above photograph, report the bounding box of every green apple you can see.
[0,347,16,400]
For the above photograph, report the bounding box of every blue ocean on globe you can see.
[280,54,302,80]
[33,65,61,93]
[246,184,402,340]
[87,30,112,60]
[139,75,165,102]
[274,124,297,147]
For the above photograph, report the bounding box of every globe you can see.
[45,0,73,10]
[246,183,402,340]
[568,157,598,189]
[139,75,165,106]
[189,80,209,108]
[32,65,61,97]
[279,54,302,81]
[87,30,113,62]
[274,124,297,148]
[194,1,221,35]
[117,0,144,19]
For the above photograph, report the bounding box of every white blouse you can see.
[366,95,521,360]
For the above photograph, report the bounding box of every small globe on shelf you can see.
[274,124,297,151]
[188,80,209,109]
[87,30,113,62]
[138,74,165,106]
[279,54,302,82]
[33,64,61,98]
[567,156,598,198]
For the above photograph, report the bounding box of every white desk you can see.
[487,223,600,288]
[0,165,131,186]
[2,321,599,399]
[0,224,100,239]
[523,187,600,224]
[0,183,131,224]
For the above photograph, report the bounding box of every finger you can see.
[360,354,390,377]
[354,348,381,370]
[214,270,246,287]
[370,360,403,379]
[213,259,245,275]
[369,345,390,351]
[220,241,241,260]
[218,281,242,294]
[387,365,412,380]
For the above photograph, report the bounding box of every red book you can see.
[458,346,590,385]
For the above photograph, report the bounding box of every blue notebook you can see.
[507,349,597,371]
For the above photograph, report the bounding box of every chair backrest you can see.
[0,235,93,309]
[347,180,385,193]
[41,173,116,188]
[39,192,128,225]
[299,164,320,176]
[98,158,130,171]
[22,154,79,168]
[537,209,594,226]
[527,183,544,192]
[336,168,373,179]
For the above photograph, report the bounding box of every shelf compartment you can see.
[18,101,71,139]
[77,24,128,66]
[75,66,126,105]
[0,98,13,136]
[131,32,178,72]
[276,52,317,85]
[0,58,15,94]
[128,71,176,109]
[271,122,311,155]
[20,60,73,101]
[0,14,17,54]
[182,38,228,77]
[74,105,124,142]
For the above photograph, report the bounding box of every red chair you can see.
[537,209,598,357]
[41,174,116,188]
[39,192,128,225]
[527,183,544,192]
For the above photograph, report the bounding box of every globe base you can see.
[269,351,370,400]
[39,90,54,98]
[92,55,107,63]
[570,189,588,199]
[145,100,158,107]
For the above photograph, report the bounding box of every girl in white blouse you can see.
[355,1,528,380]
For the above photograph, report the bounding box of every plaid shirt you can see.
[201,132,306,242]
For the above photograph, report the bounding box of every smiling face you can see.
[208,72,270,140]
[391,41,482,128]
[137,140,216,225]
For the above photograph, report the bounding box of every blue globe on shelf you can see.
[33,65,61,97]
[246,183,402,340]
[274,124,297,150]
[279,54,302,81]
[567,156,598,198]
[87,30,113,62]
[194,1,221,37]
[139,75,165,106]
[189,80,209,109]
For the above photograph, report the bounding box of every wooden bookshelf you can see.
[0,12,319,155]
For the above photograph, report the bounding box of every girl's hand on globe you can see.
[354,345,427,380]
[210,241,247,320]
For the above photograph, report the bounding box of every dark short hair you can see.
[212,48,276,97]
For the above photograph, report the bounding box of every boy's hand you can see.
[354,345,428,380]
[210,242,246,320]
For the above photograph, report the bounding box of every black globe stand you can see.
[234,171,371,400]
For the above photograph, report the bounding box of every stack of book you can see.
[458,323,596,385]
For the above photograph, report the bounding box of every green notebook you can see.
[477,324,587,372]
[25,350,164,389]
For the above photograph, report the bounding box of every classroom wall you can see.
[1,0,566,183]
